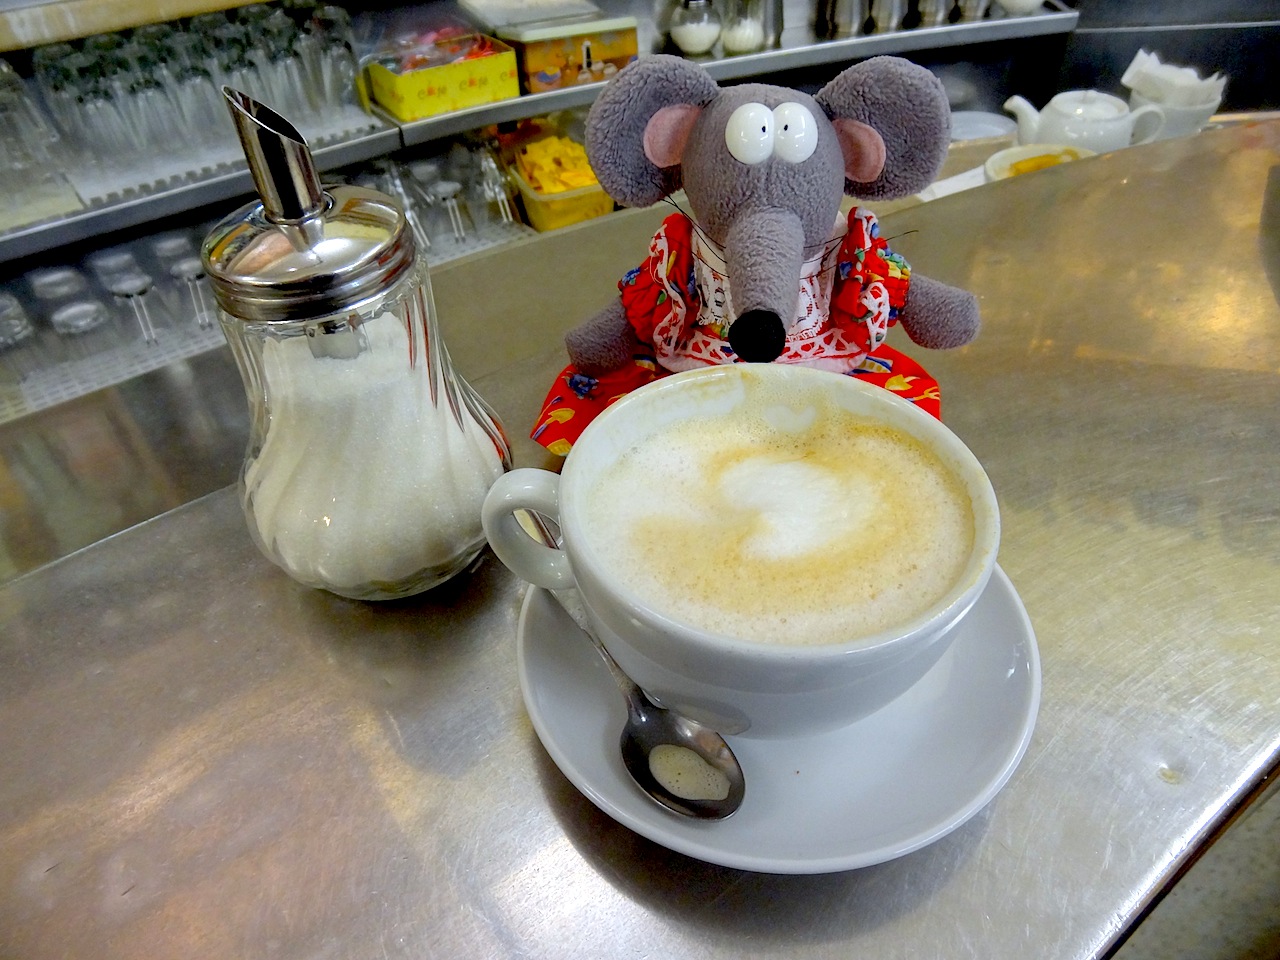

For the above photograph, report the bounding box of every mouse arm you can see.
[564,299,642,377]
[896,273,980,349]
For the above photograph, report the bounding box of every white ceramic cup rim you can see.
[1129,89,1223,112]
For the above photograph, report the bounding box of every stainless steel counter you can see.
[2,120,1278,958]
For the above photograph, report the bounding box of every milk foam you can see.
[648,744,731,801]
[583,384,975,646]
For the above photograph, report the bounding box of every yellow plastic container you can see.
[510,168,613,231]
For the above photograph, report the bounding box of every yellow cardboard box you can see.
[497,16,638,93]
[366,36,520,122]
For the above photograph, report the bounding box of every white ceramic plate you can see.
[517,565,1041,874]
[950,110,1018,141]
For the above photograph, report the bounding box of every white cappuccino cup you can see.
[483,364,1000,739]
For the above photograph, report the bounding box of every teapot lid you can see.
[202,89,415,324]
[1050,90,1127,121]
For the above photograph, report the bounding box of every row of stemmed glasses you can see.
[358,145,519,253]
[0,227,218,387]
[81,232,215,347]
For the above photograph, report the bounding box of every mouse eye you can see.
[772,102,818,163]
[725,102,774,165]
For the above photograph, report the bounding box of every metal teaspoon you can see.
[547,585,746,820]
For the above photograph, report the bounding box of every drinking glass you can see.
[312,5,359,107]
[112,41,174,155]
[150,232,215,329]
[427,179,470,243]
[165,32,226,145]
[474,149,515,228]
[211,22,265,101]
[86,248,164,344]
[27,267,120,360]
[721,0,766,54]
[0,59,61,176]
[31,43,78,137]
[132,22,176,51]
[65,50,132,160]
[235,4,275,27]
[255,9,314,120]
[0,290,38,382]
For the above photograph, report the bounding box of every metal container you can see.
[203,89,511,600]
[814,0,866,37]
[816,0,937,36]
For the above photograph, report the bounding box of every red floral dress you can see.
[531,207,941,456]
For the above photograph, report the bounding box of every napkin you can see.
[1121,50,1226,108]
[917,165,986,202]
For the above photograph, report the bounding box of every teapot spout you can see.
[1002,95,1040,145]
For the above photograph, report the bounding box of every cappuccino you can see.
[583,378,975,646]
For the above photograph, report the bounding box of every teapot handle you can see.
[1130,104,1166,145]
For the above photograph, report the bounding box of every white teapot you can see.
[1003,90,1165,152]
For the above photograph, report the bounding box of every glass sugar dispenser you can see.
[203,89,511,601]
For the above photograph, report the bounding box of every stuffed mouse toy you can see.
[531,54,979,455]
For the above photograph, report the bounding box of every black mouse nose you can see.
[728,309,786,363]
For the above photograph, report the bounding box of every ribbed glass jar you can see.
[218,258,511,600]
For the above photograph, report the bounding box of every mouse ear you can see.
[585,55,720,208]
[815,56,951,201]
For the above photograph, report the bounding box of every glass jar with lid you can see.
[204,90,511,600]
[721,0,767,53]
[669,0,722,55]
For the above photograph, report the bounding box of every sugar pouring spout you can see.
[223,86,325,224]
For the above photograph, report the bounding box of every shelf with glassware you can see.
[0,2,401,262]
[391,0,1079,146]
[0,134,540,427]
[0,0,260,51]
[0,0,1076,265]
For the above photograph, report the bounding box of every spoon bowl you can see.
[550,586,745,820]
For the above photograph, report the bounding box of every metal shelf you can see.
[0,1,1076,266]
[0,216,533,426]
[398,2,1078,146]
[694,4,1078,83]
[0,124,403,266]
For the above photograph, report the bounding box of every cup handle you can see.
[481,468,576,590]
[1130,104,1166,145]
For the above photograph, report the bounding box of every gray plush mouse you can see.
[531,54,979,455]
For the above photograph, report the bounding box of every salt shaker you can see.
[203,89,511,600]
[721,0,766,54]
[670,0,722,55]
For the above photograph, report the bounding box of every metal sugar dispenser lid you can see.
[203,88,415,354]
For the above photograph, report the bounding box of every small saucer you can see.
[517,566,1041,874]
[984,143,1097,182]
[950,110,1017,141]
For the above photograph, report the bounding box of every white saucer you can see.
[517,565,1041,874]
[950,110,1017,141]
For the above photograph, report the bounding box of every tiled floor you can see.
[1115,780,1280,960]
